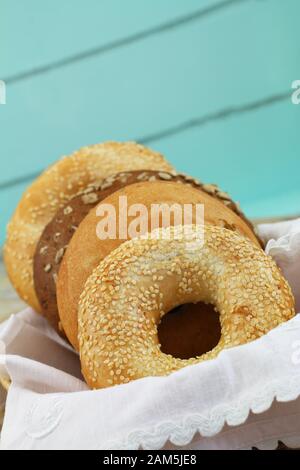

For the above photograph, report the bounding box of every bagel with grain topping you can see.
[78,225,295,389]
[4,142,173,311]
[34,170,260,336]
[57,180,262,350]
[33,170,185,333]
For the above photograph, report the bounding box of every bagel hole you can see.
[158,303,221,360]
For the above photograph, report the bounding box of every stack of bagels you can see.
[4,141,295,389]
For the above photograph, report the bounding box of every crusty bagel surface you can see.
[78,225,295,389]
[4,142,173,311]
[58,181,261,350]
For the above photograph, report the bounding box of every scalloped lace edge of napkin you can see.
[99,374,300,450]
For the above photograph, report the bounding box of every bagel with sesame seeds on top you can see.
[4,142,174,312]
[34,169,261,337]
[57,180,262,350]
[33,170,189,334]
[78,225,295,389]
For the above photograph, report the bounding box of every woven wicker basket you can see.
[0,376,10,432]
[0,376,10,392]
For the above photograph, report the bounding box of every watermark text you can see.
[96,196,204,244]
[291,80,300,105]
[0,80,6,104]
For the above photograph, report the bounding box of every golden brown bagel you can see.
[78,225,295,389]
[33,171,199,334]
[34,170,260,336]
[57,181,261,350]
[4,142,173,311]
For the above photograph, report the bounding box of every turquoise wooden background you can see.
[0,0,299,245]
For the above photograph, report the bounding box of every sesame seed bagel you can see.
[33,170,191,334]
[34,170,260,337]
[58,181,261,350]
[4,142,173,311]
[78,224,295,389]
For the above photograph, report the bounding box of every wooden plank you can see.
[0,0,299,244]
[0,0,214,77]
[0,0,298,182]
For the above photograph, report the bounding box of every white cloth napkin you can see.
[1,219,300,450]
